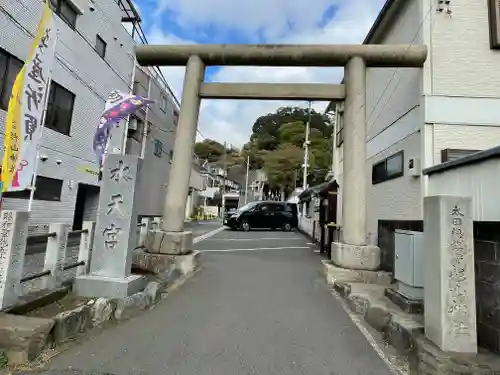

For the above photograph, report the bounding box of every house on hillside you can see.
[329,0,500,272]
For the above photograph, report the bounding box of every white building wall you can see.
[427,159,500,222]
[421,0,500,173]
[0,0,135,234]
[366,0,422,140]
[363,0,424,239]
[432,124,500,166]
[366,132,422,237]
[428,0,500,97]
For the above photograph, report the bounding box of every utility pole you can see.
[244,155,250,204]
[221,141,227,217]
[331,104,338,178]
[302,101,311,190]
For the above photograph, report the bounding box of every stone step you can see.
[334,281,424,355]
[0,313,55,364]
[322,260,392,286]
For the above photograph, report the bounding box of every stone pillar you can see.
[423,195,477,353]
[76,221,95,277]
[146,55,205,255]
[330,57,380,271]
[43,223,70,289]
[75,154,146,298]
[0,211,28,310]
[138,217,150,248]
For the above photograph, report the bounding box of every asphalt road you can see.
[48,228,393,375]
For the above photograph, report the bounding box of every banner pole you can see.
[28,73,52,212]
[28,31,58,211]
[121,56,137,155]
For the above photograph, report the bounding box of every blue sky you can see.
[133,0,385,146]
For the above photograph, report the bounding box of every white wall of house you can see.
[363,0,424,236]
[0,0,135,234]
[367,132,422,237]
[333,0,500,241]
[422,0,500,172]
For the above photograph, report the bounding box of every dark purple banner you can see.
[93,90,154,179]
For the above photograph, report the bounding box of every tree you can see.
[194,139,225,162]
[263,144,303,190]
[279,121,306,147]
[251,106,332,154]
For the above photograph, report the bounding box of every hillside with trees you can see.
[194,106,333,195]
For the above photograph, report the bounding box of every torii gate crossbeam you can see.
[135,44,428,272]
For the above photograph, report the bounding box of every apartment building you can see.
[128,64,179,217]
[0,0,138,234]
[0,0,186,235]
[330,0,500,270]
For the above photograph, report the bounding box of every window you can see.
[173,111,179,126]
[0,48,23,111]
[488,0,500,49]
[95,35,107,58]
[3,176,63,201]
[153,139,163,157]
[45,81,75,136]
[371,151,404,185]
[440,148,482,163]
[160,95,168,113]
[49,0,78,29]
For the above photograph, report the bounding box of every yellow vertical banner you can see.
[1,1,56,192]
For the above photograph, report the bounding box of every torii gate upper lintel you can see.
[135,44,428,271]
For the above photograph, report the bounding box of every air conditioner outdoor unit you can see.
[394,230,424,300]
[408,157,421,177]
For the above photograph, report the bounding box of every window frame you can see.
[153,139,163,157]
[371,151,404,185]
[49,0,78,29]
[160,95,168,113]
[2,176,63,201]
[0,48,23,111]
[95,34,107,59]
[44,81,76,136]
[173,110,179,126]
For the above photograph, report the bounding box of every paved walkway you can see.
[48,229,393,375]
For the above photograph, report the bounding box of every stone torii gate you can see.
[135,44,427,270]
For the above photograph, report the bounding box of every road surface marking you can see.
[193,226,225,244]
[332,290,405,375]
[202,246,309,252]
[204,237,303,242]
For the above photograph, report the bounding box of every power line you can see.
[364,2,435,128]
[368,5,437,130]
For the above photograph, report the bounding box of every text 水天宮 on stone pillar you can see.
[0,211,29,310]
[89,154,142,278]
[424,195,477,353]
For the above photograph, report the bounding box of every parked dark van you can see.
[224,201,298,231]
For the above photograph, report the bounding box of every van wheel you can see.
[283,223,292,232]
[241,221,251,232]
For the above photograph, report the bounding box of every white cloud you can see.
[144,0,386,147]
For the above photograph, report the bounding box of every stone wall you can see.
[475,239,500,353]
